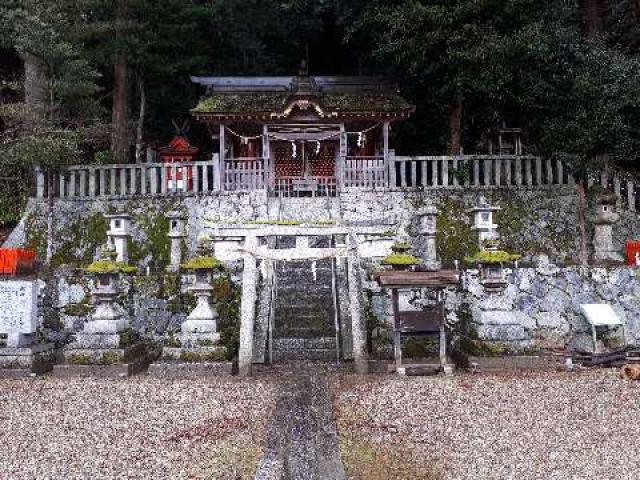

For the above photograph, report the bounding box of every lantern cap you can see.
[468,195,501,213]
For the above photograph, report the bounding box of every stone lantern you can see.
[179,248,222,347]
[105,213,131,262]
[416,200,441,271]
[166,211,188,271]
[593,192,623,262]
[469,196,501,248]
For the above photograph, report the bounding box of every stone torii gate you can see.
[203,225,394,376]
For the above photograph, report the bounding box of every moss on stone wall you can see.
[436,197,478,264]
[50,213,108,268]
[24,210,47,259]
[128,204,173,272]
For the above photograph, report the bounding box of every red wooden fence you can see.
[625,240,640,266]
[0,249,36,275]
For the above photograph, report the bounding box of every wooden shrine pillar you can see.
[219,124,226,190]
[382,121,390,188]
[338,123,347,190]
[262,124,271,189]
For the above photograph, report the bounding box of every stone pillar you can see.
[238,235,259,377]
[105,213,131,262]
[347,233,368,374]
[593,192,623,263]
[416,200,441,271]
[469,195,500,248]
[166,212,187,271]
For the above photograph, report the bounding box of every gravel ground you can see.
[0,376,277,479]
[334,369,640,480]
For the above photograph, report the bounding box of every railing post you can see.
[452,157,459,187]
[546,158,554,185]
[556,159,564,185]
[110,168,116,196]
[130,166,137,195]
[36,168,45,198]
[389,153,396,189]
[89,168,96,197]
[494,158,502,186]
[68,170,76,197]
[204,159,211,192]
[473,158,480,186]
[79,169,86,197]
[535,158,543,185]
[442,157,449,187]
[514,158,523,186]
[161,164,168,195]
[525,158,533,185]
[140,165,147,195]
[483,159,491,186]
[431,159,438,187]
[59,171,66,199]
[192,162,200,193]
[504,158,512,185]
[120,167,127,195]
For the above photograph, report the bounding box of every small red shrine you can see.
[158,135,199,191]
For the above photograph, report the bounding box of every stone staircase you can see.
[271,259,338,362]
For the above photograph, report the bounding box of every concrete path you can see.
[255,367,346,480]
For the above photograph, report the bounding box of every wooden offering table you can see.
[375,270,460,375]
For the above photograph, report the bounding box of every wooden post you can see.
[219,124,226,192]
[339,123,347,191]
[391,289,402,370]
[263,124,271,190]
[382,121,390,188]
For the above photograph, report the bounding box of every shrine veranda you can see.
[2,73,640,376]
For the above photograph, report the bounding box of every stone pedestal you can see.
[0,280,57,376]
[149,270,229,376]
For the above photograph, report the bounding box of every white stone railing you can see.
[390,155,573,189]
[34,153,640,212]
[223,157,266,191]
[36,156,223,199]
[342,156,387,189]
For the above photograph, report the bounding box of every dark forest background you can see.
[0,0,639,224]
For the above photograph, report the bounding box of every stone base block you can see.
[181,320,218,334]
[147,361,234,378]
[0,343,57,376]
[83,319,128,334]
[177,332,221,348]
[69,333,122,349]
[162,345,227,362]
[52,342,154,378]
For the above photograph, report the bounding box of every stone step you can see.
[272,337,337,350]
[273,326,335,338]
[272,349,337,362]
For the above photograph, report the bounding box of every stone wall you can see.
[4,187,640,354]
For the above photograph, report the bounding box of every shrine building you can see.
[190,69,414,197]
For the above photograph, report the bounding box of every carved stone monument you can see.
[416,200,442,271]
[593,192,623,263]
[0,280,55,376]
[166,211,187,271]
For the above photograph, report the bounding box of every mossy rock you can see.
[382,254,422,266]
[85,260,137,274]
[181,255,224,271]
[464,250,521,264]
